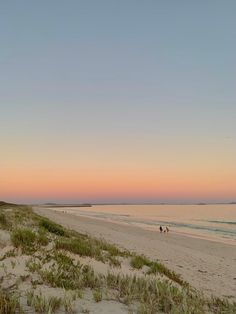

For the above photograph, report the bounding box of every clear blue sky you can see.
[0,1,236,203]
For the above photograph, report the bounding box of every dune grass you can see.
[108,255,121,267]
[55,234,128,264]
[0,212,9,229]
[130,255,151,269]
[130,255,188,287]
[147,261,188,287]
[38,256,101,290]
[0,290,21,314]
[37,228,49,246]
[93,289,103,302]
[26,290,62,313]
[55,237,100,258]
[39,218,66,236]
[11,228,36,253]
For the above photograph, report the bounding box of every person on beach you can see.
[159,225,163,233]
[166,226,169,233]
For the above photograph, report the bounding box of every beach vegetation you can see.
[39,259,101,290]
[55,235,127,263]
[39,218,66,236]
[0,212,10,229]
[147,261,188,286]
[93,289,103,302]
[92,238,126,256]
[106,273,205,313]
[11,228,36,253]
[0,290,21,314]
[55,237,105,261]
[26,258,42,273]
[130,255,151,269]
[37,228,49,246]
[26,290,61,313]
[209,296,236,314]
[63,293,76,313]
[130,255,188,287]
[0,249,16,261]
[108,255,121,267]
[37,251,81,290]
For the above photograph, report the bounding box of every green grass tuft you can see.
[27,290,62,313]
[0,212,11,230]
[130,255,151,269]
[209,296,236,314]
[93,289,102,302]
[37,228,49,246]
[55,237,102,259]
[0,212,7,226]
[147,261,188,286]
[11,228,36,253]
[0,290,21,314]
[39,218,66,236]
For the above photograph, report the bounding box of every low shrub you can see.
[147,262,188,286]
[130,255,151,269]
[39,218,66,236]
[0,212,11,229]
[94,239,122,256]
[93,289,102,302]
[55,238,101,258]
[11,228,36,253]
[37,229,49,246]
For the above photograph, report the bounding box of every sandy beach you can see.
[34,206,236,300]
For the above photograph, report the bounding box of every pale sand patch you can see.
[34,206,236,300]
[0,229,11,247]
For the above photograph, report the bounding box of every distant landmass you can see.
[43,203,92,208]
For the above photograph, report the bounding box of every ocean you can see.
[51,204,236,245]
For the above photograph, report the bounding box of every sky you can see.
[0,1,236,204]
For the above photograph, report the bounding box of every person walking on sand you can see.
[166,226,169,233]
[159,225,163,233]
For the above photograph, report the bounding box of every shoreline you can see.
[34,206,236,300]
[40,204,236,247]
[56,212,236,246]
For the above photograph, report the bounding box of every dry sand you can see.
[34,207,236,300]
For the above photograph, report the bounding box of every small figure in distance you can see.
[166,226,169,233]
[159,225,163,233]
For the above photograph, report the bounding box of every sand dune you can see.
[35,206,236,300]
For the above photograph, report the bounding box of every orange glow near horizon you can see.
[1,129,236,203]
[1,156,236,202]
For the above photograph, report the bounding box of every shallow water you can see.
[51,204,236,245]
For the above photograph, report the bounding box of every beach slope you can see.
[35,206,236,300]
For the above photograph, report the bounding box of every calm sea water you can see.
[52,204,236,245]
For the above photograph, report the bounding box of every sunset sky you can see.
[1,1,236,204]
